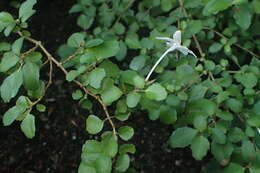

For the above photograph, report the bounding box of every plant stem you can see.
[18,32,117,135]
[145,49,171,81]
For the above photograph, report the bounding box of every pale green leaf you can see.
[86,115,104,134]
[20,114,36,139]
[0,68,23,102]
[145,83,167,101]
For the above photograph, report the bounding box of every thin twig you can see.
[178,0,204,57]
[61,53,78,64]
[18,32,117,135]
[204,27,260,59]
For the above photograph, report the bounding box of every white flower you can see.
[145,30,197,81]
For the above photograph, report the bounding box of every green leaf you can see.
[118,126,134,141]
[125,32,141,49]
[159,106,177,124]
[145,83,167,101]
[82,140,102,154]
[115,42,127,61]
[166,94,180,106]
[126,92,141,108]
[205,60,216,71]
[119,144,136,154]
[0,42,11,51]
[191,135,210,160]
[3,106,24,126]
[252,0,260,14]
[86,115,104,134]
[129,55,146,71]
[226,98,243,113]
[187,20,203,35]
[77,14,94,30]
[84,40,119,61]
[78,163,97,173]
[69,4,83,14]
[233,4,252,30]
[241,140,256,160]
[88,68,106,89]
[211,142,233,165]
[0,12,14,27]
[216,111,233,121]
[169,127,198,148]
[216,91,230,104]
[223,163,244,173]
[3,23,15,36]
[193,115,207,131]
[209,42,223,53]
[99,60,119,79]
[189,84,208,101]
[0,68,23,102]
[228,127,244,143]
[36,104,46,112]
[19,0,37,22]
[113,22,125,35]
[20,114,36,139]
[72,89,83,100]
[85,39,104,48]
[235,73,257,88]
[12,38,24,55]
[0,52,20,72]
[22,62,40,90]
[67,33,85,47]
[101,84,122,105]
[161,0,173,12]
[101,133,118,157]
[116,154,130,172]
[203,0,233,16]
[211,127,226,144]
[188,99,217,116]
[120,70,145,89]
[66,70,79,82]
[94,154,112,173]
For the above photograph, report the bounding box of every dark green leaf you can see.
[22,62,40,90]
[169,127,198,148]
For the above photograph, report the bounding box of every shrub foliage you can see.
[0,0,260,172]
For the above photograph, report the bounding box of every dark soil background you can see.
[0,1,203,172]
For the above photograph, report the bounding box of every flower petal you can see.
[173,30,182,44]
[156,37,173,42]
[176,46,197,57]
